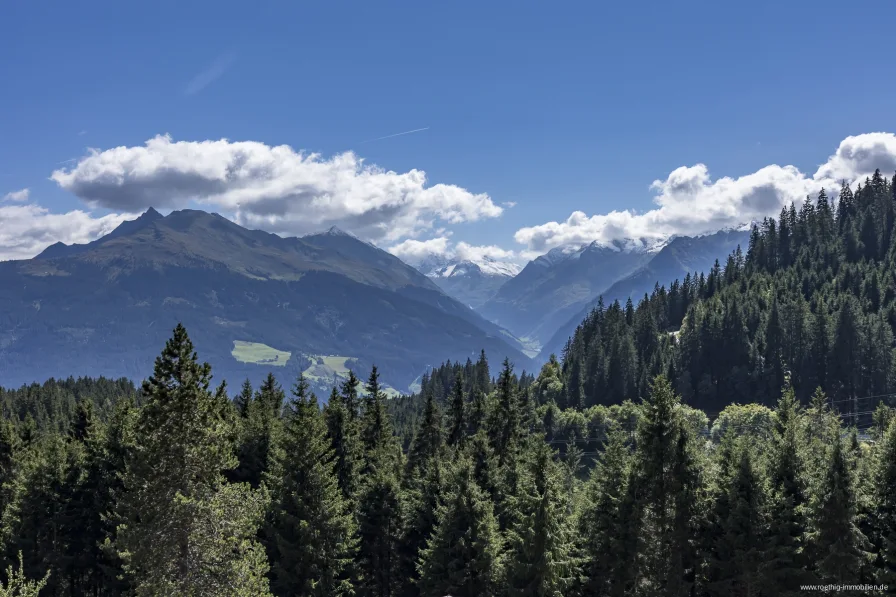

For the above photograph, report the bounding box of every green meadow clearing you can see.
[231,341,291,366]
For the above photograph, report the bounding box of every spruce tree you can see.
[361,366,397,469]
[505,440,578,596]
[447,371,467,448]
[357,466,402,597]
[405,388,442,477]
[631,375,698,596]
[397,456,444,597]
[417,456,503,597]
[578,425,631,595]
[872,416,896,585]
[324,386,361,507]
[761,386,813,594]
[111,324,271,596]
[232,378,283,489]
[489,358,520,467]
[810,436,869,585]
[0,435,74,595]
[235,378,254,419]
[357,369,402,597]
[341,370,362,420]
[269,375,357,597]
[707,445,764,597]
[0,421,20,541]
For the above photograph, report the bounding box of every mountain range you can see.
[0,208,532,394]
[476,240,657,348]
[537,228,751,360]
[415,255,522,311]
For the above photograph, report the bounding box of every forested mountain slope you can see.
[4,322,896,595]
[556,171,896,414]
[539,228,751,362]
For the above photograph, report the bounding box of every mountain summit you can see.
[416,256,522,309]
[477,240,655,347]
[0,209,531,392]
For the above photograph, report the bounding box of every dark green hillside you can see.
[539,228,750,362]
[556,171,896,415]
[4,322,896,595]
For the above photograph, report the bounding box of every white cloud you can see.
[814,132,896,182]
[502,201,517,208]
[13,130,895,267]
[0,203,132,261]
[387,236,523,270]
[455,241,517,262]
[387,237,453,263]
[51,134,504,243]
[514,132,896,254]
[2,189,30,202]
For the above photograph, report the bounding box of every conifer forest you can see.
[6,172,896,596]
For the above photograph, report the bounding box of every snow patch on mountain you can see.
[422,256,521,279]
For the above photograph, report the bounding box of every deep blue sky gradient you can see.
[2,0,896,248]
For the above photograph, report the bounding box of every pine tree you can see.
[325,386,361,507]
[417,456,503,597]
[0,435,74,595]
[505,440,578,596]
[236,378,254,418]
[475,349,491,394]
[631,375,697,596]
[356,365,403,597]
[258,372,286,419]
[810,437,869,585]
[111,324,271,596]
[95,397,136,595]
[405,388,442,477]
[707,444,764,597]
[397,457,444,597]
[361,366,397,470]
[763,296,786,397]
[231,374,284,489]
[489,358,520,467]
[356,466,402,597]
[761,386,813,594]
[872,416,896,585]
[269,375,357,597]
[667,415,702,596]
[578,425,631,595]
[447,371,467,448]
[0,421,20,539]
[341,371,361,420]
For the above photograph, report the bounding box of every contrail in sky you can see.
[358,127,429,144]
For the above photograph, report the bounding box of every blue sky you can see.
[2,0,896,263]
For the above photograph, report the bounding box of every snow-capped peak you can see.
[325,225,353,237]
[421,256,521,279]
[535,236,664,267]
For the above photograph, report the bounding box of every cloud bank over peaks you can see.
[388,236,522,269]
[514,132,896,254]
[50,134,504,243]
[5,131,895,266]
[0,203,132,261]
